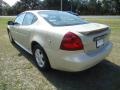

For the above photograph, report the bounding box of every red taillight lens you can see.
[60,32,84,51]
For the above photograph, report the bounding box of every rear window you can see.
[38,11,88,26]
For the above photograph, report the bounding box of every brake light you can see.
[60,32,84,51]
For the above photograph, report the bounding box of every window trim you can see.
[14,12,26,25]
[22,12,38,26]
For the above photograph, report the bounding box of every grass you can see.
[86,18,120,30]
[0,16,120,90]
[0,17,14,30]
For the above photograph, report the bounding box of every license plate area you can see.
[94,34,106,48]
[96,39,104,48]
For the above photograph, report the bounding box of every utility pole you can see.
[61,0,63,11]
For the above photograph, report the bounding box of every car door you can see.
[11,13,26,43]
[17,12,38,50]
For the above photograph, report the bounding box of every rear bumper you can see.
[47,42,112,72]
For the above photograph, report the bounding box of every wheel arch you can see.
[31,41,40,53]
[31,41,51,68]
[7,28,10,32]
[31,41,47,56]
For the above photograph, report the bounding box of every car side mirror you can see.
[8,21,14,25]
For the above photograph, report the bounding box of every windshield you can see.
[38,11,88,26]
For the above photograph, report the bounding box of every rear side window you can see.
[22,13,37,25]
[15,13,26,25]
[32,16,38,24]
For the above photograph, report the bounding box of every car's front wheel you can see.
[8,31,14,43]
[33,45,50,71]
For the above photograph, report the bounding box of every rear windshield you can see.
[38,11,88,26]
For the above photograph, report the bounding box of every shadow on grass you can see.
[12,43,120,90]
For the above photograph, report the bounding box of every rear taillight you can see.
[60,32,84,51]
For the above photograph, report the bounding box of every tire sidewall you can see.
[8,31,14,43]
[33,45,50,71]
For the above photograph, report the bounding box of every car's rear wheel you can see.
[33,45,50,71]
[8,31,14,43]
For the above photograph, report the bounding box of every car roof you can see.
[24,10,59,14]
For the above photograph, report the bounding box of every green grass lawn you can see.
[86,18,120,31]
[0,17,120,90]
[0,17,14,30]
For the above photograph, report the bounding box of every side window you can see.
[15,13,26,25]
[22,13,37,25]
[32,16,37,24]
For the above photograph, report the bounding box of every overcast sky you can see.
[3,0,20,6]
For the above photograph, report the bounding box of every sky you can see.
[3,0,20,6]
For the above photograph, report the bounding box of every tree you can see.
[12,0,44,14]
[44,0,61,10]
[113,0,120,14]
[44,0,70,10]
[0,0,11,15]
[2,0,120,15]
[20,0,43,10]
[0,0,2,15]
[102,0,113,14]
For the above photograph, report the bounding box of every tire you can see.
[8,31,14,43]
[32,44,50,71]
